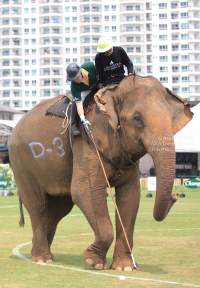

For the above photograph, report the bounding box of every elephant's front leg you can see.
[111,172,140,271]
[71,161,114,270]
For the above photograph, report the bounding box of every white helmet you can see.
[97,36,112,53]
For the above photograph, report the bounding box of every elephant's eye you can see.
[134,114,144,127]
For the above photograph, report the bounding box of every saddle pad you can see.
[46,88,98,118]
[46,92,72,118]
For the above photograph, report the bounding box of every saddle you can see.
[45,88,98,118]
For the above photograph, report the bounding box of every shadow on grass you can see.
[10,253,168,275]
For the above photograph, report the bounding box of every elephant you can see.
[9,75,193,271]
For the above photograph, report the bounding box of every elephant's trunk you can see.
[144,119,177,221]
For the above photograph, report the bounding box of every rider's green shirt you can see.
[71,62,98,102]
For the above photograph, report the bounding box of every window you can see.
[172,66,179,72]
[159,45,168,51]
[181,34,189,40]
[181,23,188,29]
[159,3,167,9]
[126,16,133,22]
[172,77,179,83]
[84,17,90,22]
[160,77,168,83]
[159,35,167,40]
[181,44,189,50]
[172,23,179,30]
[180,2,188,8]
[53,18,59,23]
[160,66,168,72]
[181,13,188,18]
[172,45,179,51]
[160,56,168,61]
[159,14,167,19]
[172,87,179,93]
[172,55,179,61]
[127,37,134,42]
[172,34,179,40]
[182,66,189,71]
[182,87,189,93]
[159,24,167,30]
[171,2,178,9]
[182,76,189,82]
[171,13,178,19]
[181,55,189,61]
[112,26,116,32]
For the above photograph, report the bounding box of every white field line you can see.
[12,237,200,288]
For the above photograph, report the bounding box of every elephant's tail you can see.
[18,191,25,227]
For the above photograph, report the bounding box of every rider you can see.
[66,62,98,136]
[95,36,134,89]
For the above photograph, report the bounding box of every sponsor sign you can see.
[184,178,200,189]
[0,178,12,188]
[148,177,156,191]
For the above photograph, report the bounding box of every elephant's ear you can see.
[165,88,193,135]
[94,85,119,131]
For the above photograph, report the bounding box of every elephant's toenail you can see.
[86,259,93,265]
[124,267,132,271]
[46,259,53,263]
[115,267,122,271]
[38,259,44,263]
[95,264,104,270]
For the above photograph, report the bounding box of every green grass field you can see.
[0,188,200,288]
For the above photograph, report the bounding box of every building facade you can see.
[0,0,199,111]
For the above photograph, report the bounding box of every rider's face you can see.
[74,74,83,83]
[104,48,113,56]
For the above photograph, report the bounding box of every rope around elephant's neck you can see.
[90,133,138,270]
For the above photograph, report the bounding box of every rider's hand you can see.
[80,116,91,131]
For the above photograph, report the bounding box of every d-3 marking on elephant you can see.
[9,75,193,271]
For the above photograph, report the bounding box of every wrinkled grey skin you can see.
[9,76,192,271]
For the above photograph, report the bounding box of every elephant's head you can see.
[95,75,193,221]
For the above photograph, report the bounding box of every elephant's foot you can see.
[83,245,108,270]
[111,255,138,271]
[31,251,54,263]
